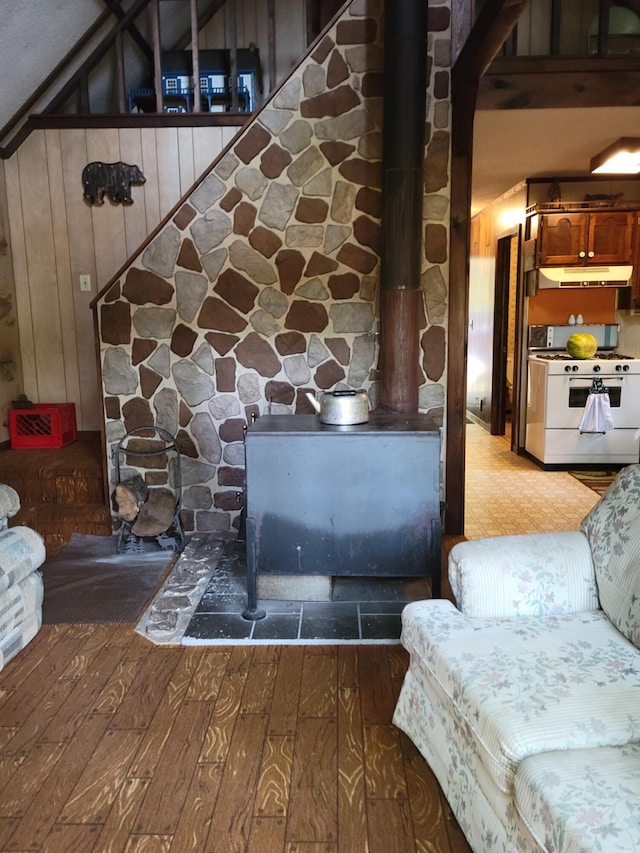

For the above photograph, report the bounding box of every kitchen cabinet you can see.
[631,212,640,308]
[537,210,634,266]
[243,413,442,615]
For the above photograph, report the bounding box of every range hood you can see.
[537,266,632,289]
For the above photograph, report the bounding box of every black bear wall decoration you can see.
[82,161,146,205]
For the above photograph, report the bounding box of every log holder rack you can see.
[114,426,186,554]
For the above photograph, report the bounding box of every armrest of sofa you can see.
[0,526,46,593]
[448,531,599,617]
[0,484,20,531]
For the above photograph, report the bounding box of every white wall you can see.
[0,0,106,129]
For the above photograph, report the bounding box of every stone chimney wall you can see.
[97,0,451,534]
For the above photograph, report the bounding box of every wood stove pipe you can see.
[378,0,427,413]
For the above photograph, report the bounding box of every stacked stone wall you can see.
[97,0,451,534]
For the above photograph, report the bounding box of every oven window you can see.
[569,387,621,408]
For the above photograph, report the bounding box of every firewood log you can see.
[113,475,148,521]
[131,488,176,537]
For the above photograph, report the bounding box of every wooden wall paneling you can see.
[240,0,258,46]
[156,128,181,218]
[4,153,38,401]
[118,127,150,259]
[221,124,241,150]
[235,0,246,45]
[140,129,161,233]
[515,2,531,54]
[177,126,196,197]
[255,0,271,100]
[43,128,82,413]
[86,128,128,288]
[192,126,225,181]
[59,129,100,431]
[529,0,551,55]
[17,132,66,403]
[0,161,22,443]
[275,0,305,79]
[202,7,226,49]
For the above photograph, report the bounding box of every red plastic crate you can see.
[9,404,77,449]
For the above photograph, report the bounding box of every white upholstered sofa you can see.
[393,464,640,853]
[0,484,45,669]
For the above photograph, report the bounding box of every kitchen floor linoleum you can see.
[464,422,600,539]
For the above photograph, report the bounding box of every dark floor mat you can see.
[41,533,176,624]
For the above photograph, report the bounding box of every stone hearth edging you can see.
[135,532,233,644]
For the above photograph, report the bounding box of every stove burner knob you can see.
[593,364,601,372]
[564,364,572,372]
[616,364,622,371]
[623,364,630,372]
[572,364,579,372]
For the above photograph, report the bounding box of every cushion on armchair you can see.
[448,531,599,618]
[580,464,640,648]
[515,743,640,853]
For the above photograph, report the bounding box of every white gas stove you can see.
[526,351,640,467]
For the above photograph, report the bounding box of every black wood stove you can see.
[242,413,441,619]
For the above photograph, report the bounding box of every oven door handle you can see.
[568,376,624,382]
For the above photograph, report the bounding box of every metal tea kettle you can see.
[306,389,370,425]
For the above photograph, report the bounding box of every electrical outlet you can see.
[79,274,91,292]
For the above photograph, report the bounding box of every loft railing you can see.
[0,0,339,158]
[490,0,640,58]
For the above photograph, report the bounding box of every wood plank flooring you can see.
[0,625,472,853]
[0,432,111,557]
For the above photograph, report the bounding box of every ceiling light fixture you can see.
[590,137,640,174]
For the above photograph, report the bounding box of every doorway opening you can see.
[491,232,520,439]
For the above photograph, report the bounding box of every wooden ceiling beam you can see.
[101,0,154,62]
[45,0,153,114]
[478,57,640,110]
[452,0,527,149]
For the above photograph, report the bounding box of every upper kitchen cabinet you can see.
[537,210,634,266]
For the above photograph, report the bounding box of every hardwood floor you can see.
[0,624,472,853]
[0,432,111,557]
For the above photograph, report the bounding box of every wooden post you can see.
[446,0,526,535]
[151,0,163,113]
[378,0,427,414]
[227,0,238,110]
[597,0,611,56]
[267,0,276,95]
[115,31,126,113]
[191,0,201,112]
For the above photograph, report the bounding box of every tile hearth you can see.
[185,539,431,644]
[136,534,431,646]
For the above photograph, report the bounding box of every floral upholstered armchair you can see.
[393,464,640,853]
[0,484,45,670]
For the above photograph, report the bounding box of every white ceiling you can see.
[472,105,640,215]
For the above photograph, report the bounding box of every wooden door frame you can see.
[446,0,526,535]
[491,234,512,435]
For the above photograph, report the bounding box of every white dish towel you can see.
[579,381,614,433]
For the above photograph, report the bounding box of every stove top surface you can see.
[529,351,640,375]
[532,351,636,361]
